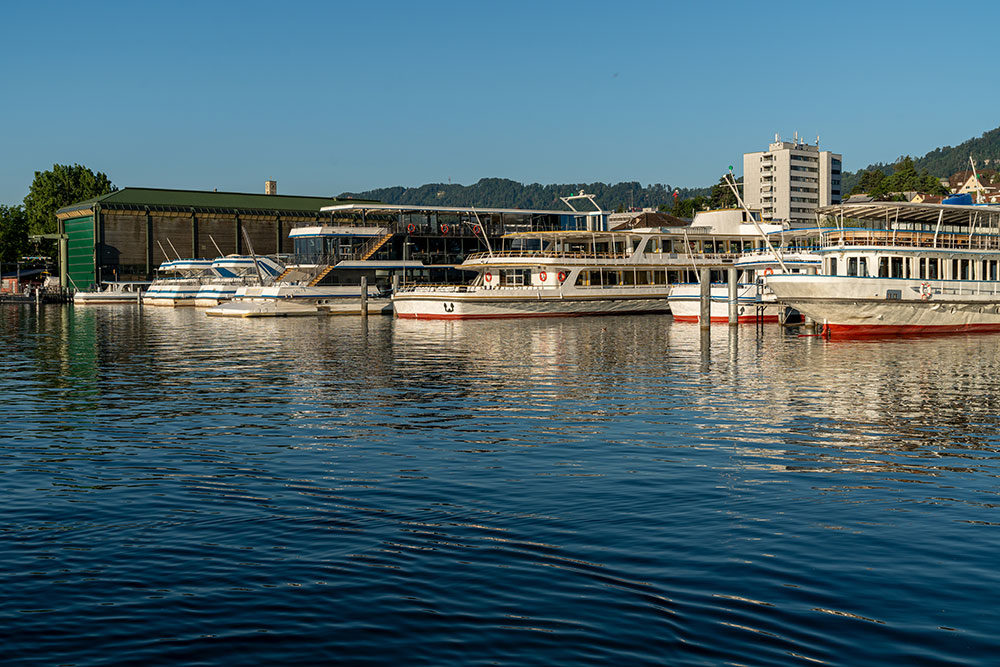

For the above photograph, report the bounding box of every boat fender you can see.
[557,271,566,283]
[539,271,547,282]
[406,223,416,234]
[484,272,492,283]
[763,267,774,276]
[440,224,449,234]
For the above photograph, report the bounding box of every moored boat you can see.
[73,282,149,305]
[767,201,1000,336]
[143,259,215,307]
[205,284,390,317]
[393,208,798,321]
[668,231,821,323]
[194,255,284,307]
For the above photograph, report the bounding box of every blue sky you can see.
[2,0,998,205]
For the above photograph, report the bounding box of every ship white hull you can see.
[667,284,780,323]
[74,290,143,305]
[392,288,671,320]
[767,275,1000,336]
[194,286,241,307]
[205,285,390,318]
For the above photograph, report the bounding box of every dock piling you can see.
[727,267,738,326]
[361,276,368,319]
[700,268,711,331]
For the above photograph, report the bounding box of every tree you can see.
[0,205,29,263]
[850,169,887,196]
[670,195,709,219]
[22,164,116,237]
[709,175,740,209]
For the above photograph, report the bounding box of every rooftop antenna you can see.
[724,166,787,272]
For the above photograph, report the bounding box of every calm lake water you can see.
[3,305,1000,665]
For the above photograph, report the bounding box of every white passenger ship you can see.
[767,200,1000,336]
[666,229,820,323]
[392,209,787,320]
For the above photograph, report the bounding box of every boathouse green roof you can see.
[57,187,379,218]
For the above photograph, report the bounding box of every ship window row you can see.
[576,269,668,287]
[575,269,716,286]
[828,255,1000,280]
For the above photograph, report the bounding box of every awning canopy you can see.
[818,201,1000,227]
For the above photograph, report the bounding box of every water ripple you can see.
[3,306,1000,664]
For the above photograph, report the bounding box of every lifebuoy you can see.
[440,224,449,234]
[484,272,492,283]
[406,223,415,234]
[920,282,931,300]
[557,271,566,282]
[539,271,547,282]
[763,267,774,276]
[473,224,482,235]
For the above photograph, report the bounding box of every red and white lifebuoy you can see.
[539,271,548,282]
[440,224,450,234]
[473,224,482,235]
[406,223,416,234]
[557,271,567,283]
[763,267,774,276]
[484,272,492,283]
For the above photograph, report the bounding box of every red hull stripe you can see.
[827,322,1000,337]
[396,310,669,320]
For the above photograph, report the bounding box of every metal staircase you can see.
[274,266,296,282]
[358,224,397,261]
[308,265,336,286]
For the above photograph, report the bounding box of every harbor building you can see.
[54,187,375,289]
[54,187,609,291]
[742,134,842,228]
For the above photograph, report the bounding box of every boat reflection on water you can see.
[8,306,1000,664]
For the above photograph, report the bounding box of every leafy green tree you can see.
[23,164,116,237]
[709,175,740,209]
[918,170,948,196]
[0,205,29,263]
[671,195,709,219]
[850,169,887,196]
[888,156,919,192]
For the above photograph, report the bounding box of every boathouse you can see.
[53,188,379,289]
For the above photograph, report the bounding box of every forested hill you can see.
[339,178,709,211]
[842,126,1000,193]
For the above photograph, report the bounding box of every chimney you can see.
[265,180,277,195]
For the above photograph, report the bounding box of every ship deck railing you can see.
[820,229,1000,251]
[463,250,744,263]
[395,282,673,294]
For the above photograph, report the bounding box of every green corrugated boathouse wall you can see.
[55,188,375,289]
